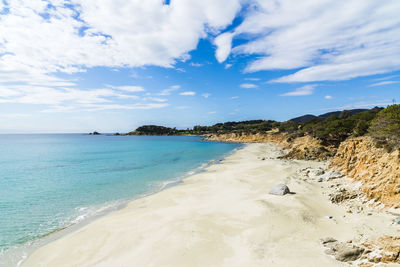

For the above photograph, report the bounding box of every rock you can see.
[329,189,358,204]
[394,217,400,224]
[269,184,290,195]
[335,246,364,262]
[325,216,333,219]
[321,237,337,244]
[314,168,325,176]
[323,241,364,262]
[302,168,326,178]
[320,171,343,181]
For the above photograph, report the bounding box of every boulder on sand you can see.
[269,184,290,195]
[322,239,364,262]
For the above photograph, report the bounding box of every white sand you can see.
[22,143,397,267]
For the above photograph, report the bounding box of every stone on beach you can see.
[320,237,337,244]
[320,171,343,181]
[335,246,364,262]
[269,184,290,195]
[323,240,364,262]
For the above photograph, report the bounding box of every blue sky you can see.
[0,0,399,133]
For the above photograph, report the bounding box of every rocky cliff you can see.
[330,136,400,208]
[204,133,334,160]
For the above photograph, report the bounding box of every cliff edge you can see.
[330,136,400,208]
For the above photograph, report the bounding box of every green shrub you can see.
[369,105,400,151]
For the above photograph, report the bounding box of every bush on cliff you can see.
[279,108,382,146]
[369,104,400,151]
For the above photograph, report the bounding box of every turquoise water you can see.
[0,134,240,265]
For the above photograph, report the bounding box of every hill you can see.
[290,109,369,123]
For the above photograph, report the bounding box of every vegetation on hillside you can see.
[192,120,280,135]
[126,125,182,135]
[289,107,383,146]
[368,104,400,151]
[126,105,400,151]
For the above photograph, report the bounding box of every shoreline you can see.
[21,143,399,266]
[1,143,244,267]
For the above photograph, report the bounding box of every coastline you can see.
[21,143,399,266]
[1,142,243,267]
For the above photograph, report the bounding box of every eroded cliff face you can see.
[330,137,400,208]
[204,133,334,160]
[204,132,288,144]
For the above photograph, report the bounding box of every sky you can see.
[0,0,399,133]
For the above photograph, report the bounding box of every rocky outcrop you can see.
[330,136,400,208]
[322,236,400,265]
[204,132,288,144]
[361,236,400,264]
[204,133,334,161]
[322,238,364,262]
[329,189,359,204]
[268,184,290,195]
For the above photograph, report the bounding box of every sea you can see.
[0,134,241,266]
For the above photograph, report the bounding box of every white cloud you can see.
[214,32,233,62]
[245,78,260,81]
[225,63,233,69]
[158,85,181,96]
[179,91,196,96]
[215,0,400,83]
[372,75,399,81]
[190,62,203,67]
[231,96,239,99]
[84,103,169,111]
[202,93,211,98]
[280,85,315,96]
[2,0,400,88]
[240,83,258,89]
[142,97,168,102]
[208,111,217,114]
[369,81,400,87]
[0,84,166,112]
[325,95,333,99]
[0,0,242,84]
[110,85,145,92]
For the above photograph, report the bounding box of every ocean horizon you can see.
[0,134,241,266]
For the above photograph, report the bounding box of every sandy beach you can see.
[22,143,398,267]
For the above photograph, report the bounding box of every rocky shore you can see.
[296,165,400,265]
[204,133,400,266]
[204,133,400,208]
